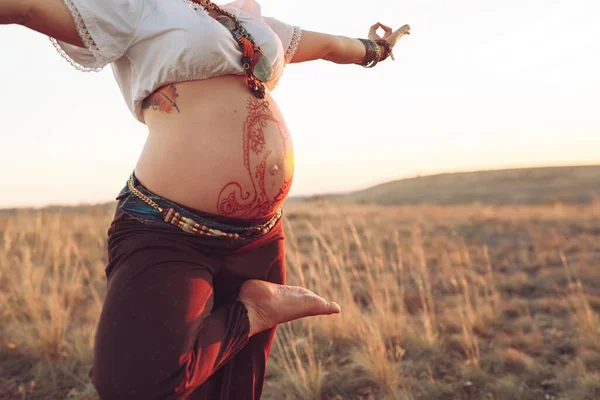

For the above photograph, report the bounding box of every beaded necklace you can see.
[192,0,271,107]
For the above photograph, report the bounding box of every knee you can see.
[91,335,224,399]
[91,339,188,399]
[91,358,184,400]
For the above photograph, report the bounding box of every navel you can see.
[270,165,279,176]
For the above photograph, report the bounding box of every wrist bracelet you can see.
[374,41,382,65]
[357,38,380,68]
[375,40,393,62]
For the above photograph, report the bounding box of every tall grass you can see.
[1,202,599,399]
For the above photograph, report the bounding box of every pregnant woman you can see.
[1,0,410,398]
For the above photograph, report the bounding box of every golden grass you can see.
[1,202,599,399]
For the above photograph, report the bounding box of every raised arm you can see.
[290,23,411,65]
[0,0,29,24]
[1,0,83,47]
[290,30,366,64]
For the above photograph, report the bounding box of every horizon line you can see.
[1,163,598,211]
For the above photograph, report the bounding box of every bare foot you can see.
[237,280,341,336]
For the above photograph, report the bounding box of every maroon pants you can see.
[91,205,286,399]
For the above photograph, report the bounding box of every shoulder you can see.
[222,0,263,18]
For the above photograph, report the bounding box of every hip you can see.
[106,172,287,279]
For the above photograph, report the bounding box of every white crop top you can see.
[50,0,302,124]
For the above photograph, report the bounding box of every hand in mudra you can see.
[369,22,411,59]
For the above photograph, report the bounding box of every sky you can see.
[1,0,599,208]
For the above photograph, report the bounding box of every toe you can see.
[327,301,341,314]
[305,295,340,316]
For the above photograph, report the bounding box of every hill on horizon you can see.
[1,165,598,215]
[324,165,600,206]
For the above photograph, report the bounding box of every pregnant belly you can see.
[216,96,294,218]
[136,77,294,220]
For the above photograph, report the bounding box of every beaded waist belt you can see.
[126,176,282,240]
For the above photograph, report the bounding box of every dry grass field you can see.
[1,198,600,398]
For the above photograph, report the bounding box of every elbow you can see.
[322,36,343,63]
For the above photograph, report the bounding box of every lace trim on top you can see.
[285,26,302,64]
[48,0,106,72]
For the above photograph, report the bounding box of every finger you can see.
[370,22,393,34]
[393,29,410,39]
[375,24,394,40]
[368,23,382,36]
[395,28,410,38]
[368,27,382,41]
[378,23,394,34]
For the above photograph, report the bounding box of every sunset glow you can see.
[1,0,598,207]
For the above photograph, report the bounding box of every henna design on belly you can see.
[217,97,292,218]
[142,84,180,113]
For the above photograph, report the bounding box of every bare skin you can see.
[135,6,417,335]
[238,280,341,336]
[134,20,412,220]
[1,0,415,378]
[136,74,343,334]
[4,0,419,339]
[136,75,294,219]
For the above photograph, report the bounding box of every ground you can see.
[1,200,599,399]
